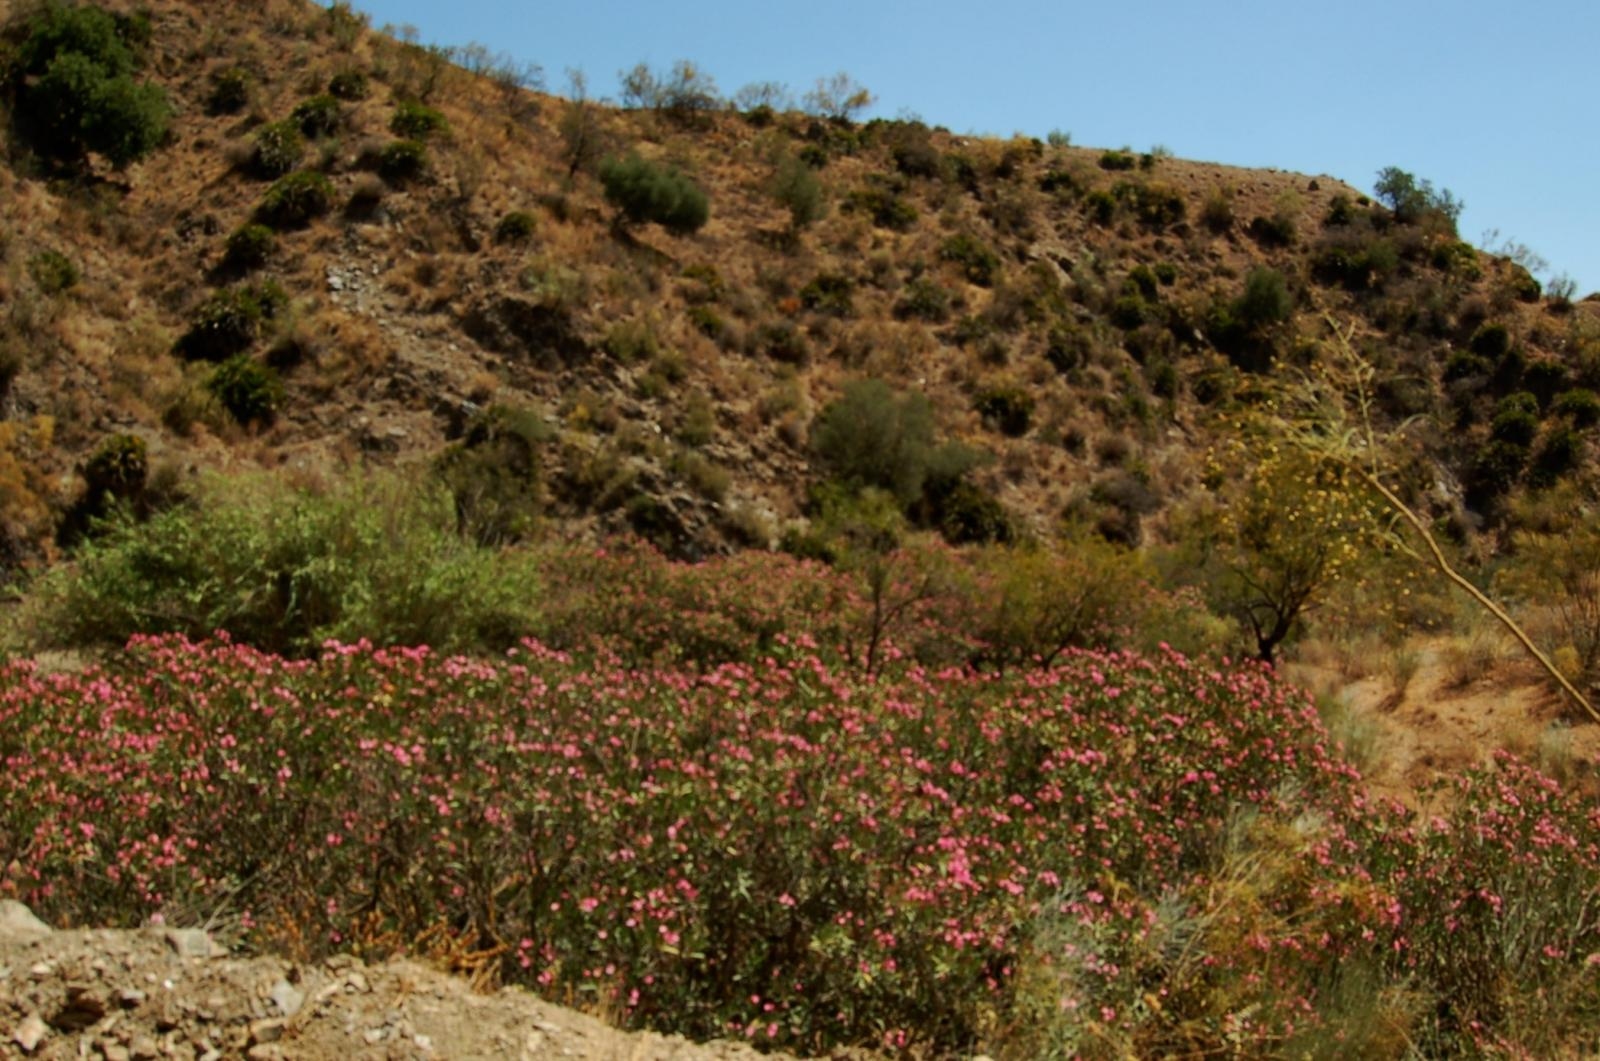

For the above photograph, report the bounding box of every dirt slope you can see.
[0,903,794,1061]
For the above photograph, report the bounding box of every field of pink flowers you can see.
[3,553,1598,1055]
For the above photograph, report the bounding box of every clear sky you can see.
[342,0,1599,296]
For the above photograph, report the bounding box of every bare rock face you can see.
[0,901,52,946]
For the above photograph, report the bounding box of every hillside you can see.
[0,0,1595,575]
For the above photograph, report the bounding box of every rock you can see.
[102,1044,131,1061]
[12,1012,47,1052]
[267,980,303,1018]
[51,984,108,1031]
[117,987,147,1009]
[128,1035,161,1061]
[0,901,53,945]
[247,1019,285,1045]
[162,929,219,959]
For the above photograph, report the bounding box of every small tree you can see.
[558,69,608,178]
[9,3,170,168]
[810,379,939,507]
[598,153,709,235]
[802,72,873,122]
[769,153,825,233]
[1374,166,1463,229]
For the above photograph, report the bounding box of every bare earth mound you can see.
[0,904,790,1061]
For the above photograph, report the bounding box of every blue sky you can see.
[344,0,1598,295]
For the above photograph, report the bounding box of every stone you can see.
[162,930,219,960]
[267,980,303,1018]
[13,1012,47,1052]
[247,1019,285,1045]
[0,901,52,945]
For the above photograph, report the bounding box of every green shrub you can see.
[435,404,550,546]
[256,170,335,229]
[1045,325,1091,374]
[845,184,917,231]
[1247,213,1295,248]
[894,277,951,322]
[82,432,148,500]
[940,233,1000,286]
[327,69,369,101]
[1506,265,1542,303]
[1465,439,1527,512]
[1553,388,1600,428]
[389,99,447,139]
[1523,359,1570,411]
[377,139,428,183]
[1084,189,1117,226]
[811,379,939,506]
[1470,322,1512,359]
[686,304,728,339]
[1490,393,1540,447]
[207,67,250,115]
[494,210,537,245]
[755,321,809,365]
[24,471,543,656]
[973,384,1035,437]
[1443,351,1491,383]
[799,271,854,316]
[1373,166,1463,229]
[1110,294,1151,330]
[1233,267,1293,330]
[1038,168,1081,199]
[1431,239,1481,278]
[250,120,304,178]
[206,355,283,425]
[1125,264,1159,299]
[770,154,826,231]
[11,3,170,167]
[1117,181,1186,230]
[1201,187,1234,232]
[931,480,1011,544]
[1529,426,1581,488]
[27,249,78,294]
[222,224,275,271]
[598,153,710,235]
[291,94,341,138]
[174,282,287,362]
[1099,149,1136,171]
[602,319,661,364]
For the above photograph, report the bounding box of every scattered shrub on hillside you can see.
[845,183,917,231]
[973,383,1035,437]
[221,223,275,271]
[1553,388,1600,428]
[894,277,951,322]
[1431,239,1481,278]
[1311,235,1398,292]
[1489,392,1540,447]
[940,233,1000,287]
[389,99,447,139]
[798,271,854,316]
[377,138,428,183]
[811,379,942,506]
[1115,180,1186,230]
[1374,165,1463,230]
[250,120,303,178]
[435,404,551,546]
[1099,148,1136,171]
[494,210,537,245]
[9,2,170,168]
[754,320,810,365]
[1233,267,1293,330]
[174,281,287,361]
[255,170,335,229]
[1528,425,1581,488]
[619,59,722,125]
[1201,186,1235,232]
[1083,188,1117,226]
[344,175,386,219]
[801,70,874,122]
[1470,322,1512,359]
[598,153,710,235]
[1247,211,1295,248]
[206,355,283,426]
[27,249,78,294]
[1465,439,1528,513]
[291,93,341,138]
[206,66,250,114]
[769,153,826,232]
[327,68,369,101]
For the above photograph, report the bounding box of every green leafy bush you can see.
[769,154,826,231]
[327,69,369,100]
[1489,392,1540,447]
[894,277,951,322]
[255,170,335,229]
[1553,388,1600,428]
[1099,148,1136,171]
[1528,425,1581,488]
[598,153,710,235]
[250,120,304,178]
[175,282,287,362]
[940,233,1000,286]
[377,139,428,183]
[1470,322,1512,359]
[755,320,809,365]
[389,99,447,138]
[27,249,78,294]
[494,210,537,244]
[10,3,170,167]
[845,184,917,231]
[291,93,341,138]
[1233,267,1293,330]
[23,472,543,656]
[207,355,283,425]
[973,384,1035,437]
[811,379,939,506]
[1083,189,1117,226]
[206,66,250,115]
[222,224,275,271]
[435,404,550,546]
[798,271,854,316]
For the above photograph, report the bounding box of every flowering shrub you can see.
[4,624,1594,1055]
